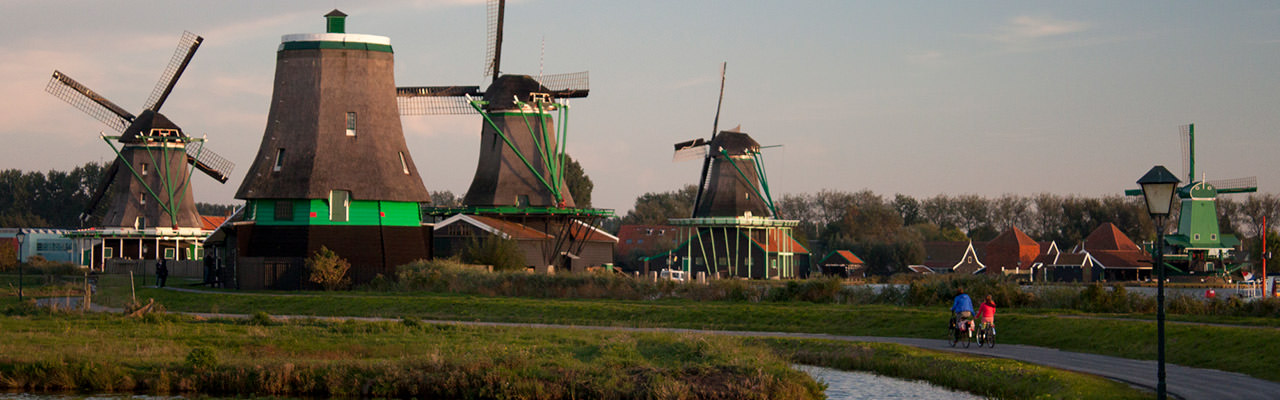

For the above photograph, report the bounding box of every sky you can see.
[2,0,1278,214]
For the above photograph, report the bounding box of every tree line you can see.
[614,187,1280,275]
[0,162,236,228]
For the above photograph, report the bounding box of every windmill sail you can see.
[672,138,708,162]
[46,71,134,133]
[145,31,203,112]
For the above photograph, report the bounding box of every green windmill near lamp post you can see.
[1126,124,1257,277]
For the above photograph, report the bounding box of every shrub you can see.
[185,347,219,370]
[306,246,351,291]
[249,311,275,326]
[462,234,525,271]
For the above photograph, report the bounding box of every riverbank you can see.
[0,304,1148,399]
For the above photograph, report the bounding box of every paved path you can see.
[37,295,1280,399]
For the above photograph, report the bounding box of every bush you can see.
[185,347,219,370]
[462,235,525,271]
[306,246,351,291]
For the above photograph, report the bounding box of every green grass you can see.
[78,274,1280,383]
[0,311,822,399]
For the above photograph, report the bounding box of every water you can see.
[795,365,984,400]
[4,369,983,400]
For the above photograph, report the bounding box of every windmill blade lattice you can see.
[1207,176,1258,193]
[45,71,134,133]
[186,145,235,183]
[396,86,482,115]
[484,0,504,78]
[536,71,589,98]
[144,31,202,112]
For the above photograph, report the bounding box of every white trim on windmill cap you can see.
[280,33,391,46]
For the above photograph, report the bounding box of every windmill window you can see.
[346,112,357,136]
[140,193,146,205]
[399,152,410,175]
[273,148,285,171]
[1211,234,1217,241]
[329,190,350,222]
[103,248,114,259]
[164,248,176,260]
[517,195,530,207]
[135,216,146,229]
[1194,234,1201,241]
[274,201,294,221]
[141,163,148,176]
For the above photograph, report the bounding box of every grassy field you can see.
[0,309,822,399]
[70,274,1280,383]
[0,305,1148,399]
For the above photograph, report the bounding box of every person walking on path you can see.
[156,259,169,288]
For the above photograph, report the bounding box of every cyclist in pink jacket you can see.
[977,294,996,331]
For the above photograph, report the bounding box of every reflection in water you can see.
[795,365,984,400]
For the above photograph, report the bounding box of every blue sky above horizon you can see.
[2,0,1277,213]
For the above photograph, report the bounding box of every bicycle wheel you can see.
[985,326,996,348]
[962,326,972,348]
[948,325,959,347]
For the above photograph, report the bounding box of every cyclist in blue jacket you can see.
[951,287,975,334]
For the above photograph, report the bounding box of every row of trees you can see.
[0,162,240,228]
[614,187,1280,275]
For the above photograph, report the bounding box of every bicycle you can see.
[948,315,972,348]
[976,321,995,348]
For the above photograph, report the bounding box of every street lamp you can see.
[1137,165,1180,400]
[14,228,25,301]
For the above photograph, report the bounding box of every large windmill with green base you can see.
[1126,124,1257,276]
[46,31,234,271]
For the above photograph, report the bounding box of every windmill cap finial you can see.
[325,9,347,33]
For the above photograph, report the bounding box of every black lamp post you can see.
[1137,165,1180,400]
[14,228,25,301]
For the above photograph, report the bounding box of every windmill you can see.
[672,63,779,219]
[655,63,805,280]
[46,31,233,231]
[399,0,613,272]
[1126,124,1257,275]
[225,10,436,289]
[397,0,589,209]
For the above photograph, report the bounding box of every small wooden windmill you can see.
[654,64,806,280]
[1126,123,1257,275]
[399,0,613,272]
[46,31,234,269]
[46,32,234,230]
[672,65,779,219]
[397,0,590,209]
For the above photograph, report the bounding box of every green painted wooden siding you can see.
[280,41,393,53]
[248,199,421,226]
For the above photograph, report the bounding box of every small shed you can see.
[818,250,866,278]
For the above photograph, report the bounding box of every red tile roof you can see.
[1082,223,1150,269]
[1083,223,1143,252]
[821,250,864,265]
[984,227,1040,272]
[751,229,809,254]
[199,215,228,231]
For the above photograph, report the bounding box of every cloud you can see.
[990,16,1090,44]
[977,15,1090,49]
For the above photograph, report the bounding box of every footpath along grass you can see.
[90,275,1280,383]
[0,308,822,399]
